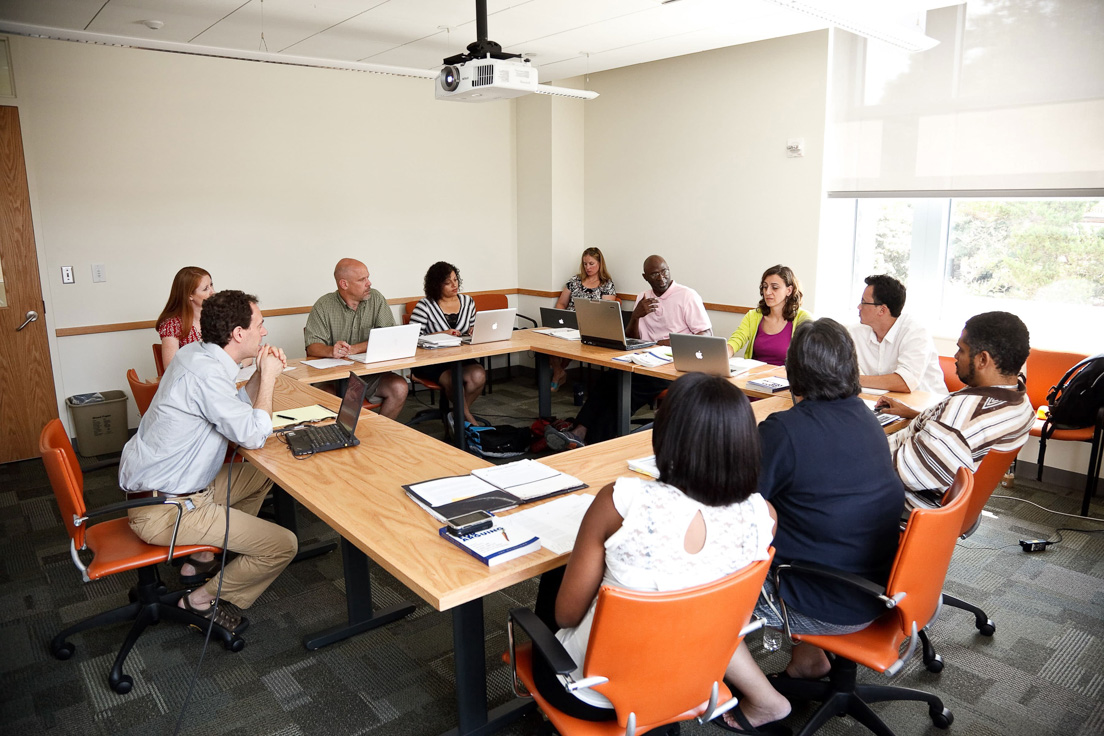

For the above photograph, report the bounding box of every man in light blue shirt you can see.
[120,290,297,633]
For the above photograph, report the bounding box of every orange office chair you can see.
[152,342,166,377]
[938,355,965,393]
[915,448,1018,672]
[40,419,244,694]
[769,468,973,735]
[404,300,451,428]
[125,369,159,416]
[470,293,536,393]
[1025,349,1100,515]
[507,551,774,735]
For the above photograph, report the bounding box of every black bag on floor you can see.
[466,424,530,458]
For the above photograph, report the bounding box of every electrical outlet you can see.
[61,266,74,284]
[92,264,107,283]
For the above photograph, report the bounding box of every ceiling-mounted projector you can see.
[436,57,538,102]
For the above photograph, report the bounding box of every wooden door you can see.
[0,106,57,462]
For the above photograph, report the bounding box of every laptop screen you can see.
[337,373,367,434]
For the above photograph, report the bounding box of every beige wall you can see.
[581,31,830,316]
[8,34,517,428]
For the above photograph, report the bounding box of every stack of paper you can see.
[418,334,463,348]
[728,358,766,376]
[627,455,661,479]
[302,358,354,369]
[272,404,338,430]
[746,376,790,393]
[504,494,595,555]
[534,327,581,341]
[472,460,585,501]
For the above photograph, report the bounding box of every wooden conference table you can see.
[283,329,886,444]
[241,369,933,735]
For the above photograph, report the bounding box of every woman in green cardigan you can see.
[726,265,811,366]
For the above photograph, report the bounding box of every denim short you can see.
[753,577,872,636]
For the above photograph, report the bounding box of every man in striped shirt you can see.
[877,311,1034,509]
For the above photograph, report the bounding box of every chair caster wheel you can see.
[925,654,944,673]
[224,636,245,653]
[111,675,133,695]
[930,706,953,729]
[978,620,996,636]
[51,641,75,660]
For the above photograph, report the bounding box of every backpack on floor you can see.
[465,424,531,459]
[1043,353,1104,431]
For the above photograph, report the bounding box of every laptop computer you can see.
[284,372,365,457]
[670,333,736,376]
[461,308,517,345]
[576,299,656,351]
[540,307,578,330]
[348,323,421,364]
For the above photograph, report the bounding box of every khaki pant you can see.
[127,463,298,608]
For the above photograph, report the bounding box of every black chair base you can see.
[50,565,243,694]
[915,593,995,673]
[771,657,952,736]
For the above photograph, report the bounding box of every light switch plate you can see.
[92,264,106,283]
[61,266,74,284]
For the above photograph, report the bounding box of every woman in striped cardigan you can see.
[409,262,487,428]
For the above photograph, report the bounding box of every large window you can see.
[829,196,1103,353]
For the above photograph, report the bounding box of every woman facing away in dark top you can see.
[719,318,905,734]
[408,261,487,428]
[532,372,776,722]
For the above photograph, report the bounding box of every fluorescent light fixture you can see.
[762,0,940,52]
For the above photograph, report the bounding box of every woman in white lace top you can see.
[531,373,776,721]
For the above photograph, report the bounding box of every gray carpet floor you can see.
[2,368,1103,735]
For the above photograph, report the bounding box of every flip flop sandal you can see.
[712,707,792,736]
[178,556,222,587]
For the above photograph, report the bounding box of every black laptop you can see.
[284,372,365,457]
[540,307,578,329]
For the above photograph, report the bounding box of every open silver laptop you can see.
[576,299,655,351]
[462,308,517,344]
[349,323,421,364]
[540,307,578,330]
[670,333,766,377]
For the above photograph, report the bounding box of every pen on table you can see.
[501,529,510,542]
[277,414,296,420]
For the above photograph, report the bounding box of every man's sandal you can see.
[178,555,222,587]
[180,593,249,635]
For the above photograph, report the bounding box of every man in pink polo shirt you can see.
[546,255,712,449]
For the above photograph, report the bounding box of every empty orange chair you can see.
[125,368,159,416]
[507,551,773,735]
[40,419,243,694]
[152,342,166,377]
[916,447,1018,672]
[1025,349,1100,515]
[938,355,965,393]
[769,468,973,735]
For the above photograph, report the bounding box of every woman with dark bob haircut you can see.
[408,261,486,429]
[530,373,776,722]
[719,318,904,733]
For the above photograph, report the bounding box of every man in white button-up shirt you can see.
[847,275,946,395]
[120,290,297,633]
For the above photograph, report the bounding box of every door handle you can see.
[16,310,38,331]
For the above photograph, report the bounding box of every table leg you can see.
[303,538,415,650]
[536,354,551,419]
[453,362,467,451]
[614,369,631,437]
[439,599,534,736]
[271,486,337,563]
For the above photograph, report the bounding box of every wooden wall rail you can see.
[54,288,752,338]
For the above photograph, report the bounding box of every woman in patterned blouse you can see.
[156,266,214,369]
[551,248,618,389]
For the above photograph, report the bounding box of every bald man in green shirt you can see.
[304,258,409,419]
